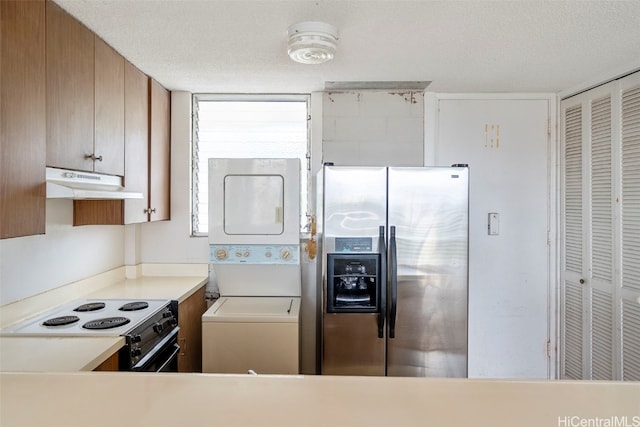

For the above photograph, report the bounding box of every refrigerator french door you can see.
[320,165,468,377]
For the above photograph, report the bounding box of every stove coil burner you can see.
[42,316,80,327]
[82,317,131,330]
[119,301,149,312]
[73,302,106,312]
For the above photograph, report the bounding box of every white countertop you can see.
[0,336,125,372]
[0,373,638,427]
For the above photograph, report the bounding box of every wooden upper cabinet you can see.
[45,1,125,176]
[74,74,172,226]
[45,0,94,172]
[94,37,125,176]
[149,79,171,222]
[0,0,47,239]
[123,61,150,224]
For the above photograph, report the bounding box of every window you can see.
[191,94,310,236]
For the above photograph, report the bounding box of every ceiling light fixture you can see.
[287,21,338,65]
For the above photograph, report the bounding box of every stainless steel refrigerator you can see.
[318,165,468,377]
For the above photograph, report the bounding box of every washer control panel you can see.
[210,244,299,264]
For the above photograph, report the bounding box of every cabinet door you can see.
[123,61,149,224]
[46,0,94,172]
[149,79,171,221]
[94,36,125,176]
[0,0,46,239]
[72,61,151,226]
[93,350,120,371]
[178,286,207,372]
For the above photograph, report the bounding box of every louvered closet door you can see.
[589,93,615,381]
[621,73,640,381]
[561,99,586,379]
[560,71,640,381]
[561,83,616,380]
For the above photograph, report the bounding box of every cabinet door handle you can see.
[85,154,103,162]
[579,278,585,284]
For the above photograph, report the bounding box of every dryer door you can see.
[224,174,284,235]
[208,158,300,245]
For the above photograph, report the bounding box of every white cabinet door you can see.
[431,97,551,379]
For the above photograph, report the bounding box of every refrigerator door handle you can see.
[389,225,398,339]
[377,226,386,339]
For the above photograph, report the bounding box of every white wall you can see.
[0,200,125,305]
[322,91,424,166]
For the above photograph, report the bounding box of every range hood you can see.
[46,167,143,200]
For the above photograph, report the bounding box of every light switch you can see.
[488,213,499,235]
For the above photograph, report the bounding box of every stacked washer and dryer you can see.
[202,158,301,374]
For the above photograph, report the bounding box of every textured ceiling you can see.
[53,0,640,94]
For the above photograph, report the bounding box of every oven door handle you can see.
[156,343,180,372]
[131,327,180,371]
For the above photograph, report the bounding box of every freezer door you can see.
[321,166,387,375]
[386,167,468,377]
[323,166,387,254]
[322,313,385,376]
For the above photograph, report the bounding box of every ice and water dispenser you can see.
[326,237,381,313]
